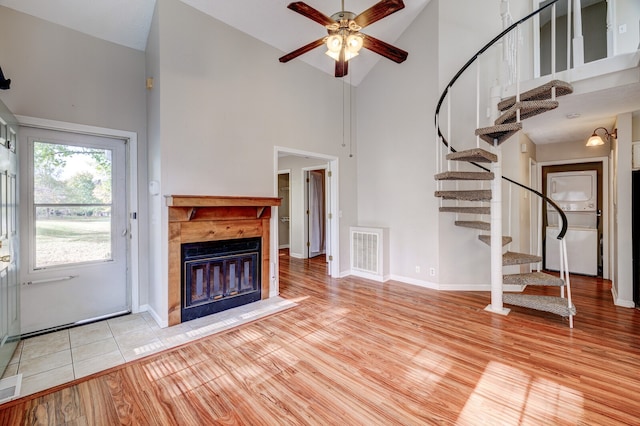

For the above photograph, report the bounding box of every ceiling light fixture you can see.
[586,127,617,147]
[325,11,364,62]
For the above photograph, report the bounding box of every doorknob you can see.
[0,255,10,262]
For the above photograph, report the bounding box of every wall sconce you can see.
[586,127,617,147]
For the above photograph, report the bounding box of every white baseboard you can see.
[141,304,168,328]
[350,270,390,282]
[389,274,438,290]
[611,287,635,308]
[290,251,304,259]
[278,244,290,249]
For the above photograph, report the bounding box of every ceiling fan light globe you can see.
[326,34,343,52]
[346,33,364,54]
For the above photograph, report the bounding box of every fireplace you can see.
[167,195,281,326]
[181,237,261,321]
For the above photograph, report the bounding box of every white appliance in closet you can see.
[545,170,598,276]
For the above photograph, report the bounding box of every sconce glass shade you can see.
[586,134,605,146]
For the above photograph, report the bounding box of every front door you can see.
[20,127,129,334]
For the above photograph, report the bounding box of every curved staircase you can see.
[434,0,577,327]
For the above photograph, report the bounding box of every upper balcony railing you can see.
[533,0,640,80]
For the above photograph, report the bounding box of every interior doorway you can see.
[542,161,604,277]
[275,148,339,281]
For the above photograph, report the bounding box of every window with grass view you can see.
[34,141,113,268]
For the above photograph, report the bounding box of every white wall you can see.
[0,6,150,315]
[146,2,164,321]
[356,0,440,287]
[614,0,640,55]
[147,0,358,324]
[612,112,634,306]
[633,110,640,141]
[536,138,611,162]
[437,0,504,287]
[357,0,519,289]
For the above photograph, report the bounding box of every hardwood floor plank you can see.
[1,253,640,424]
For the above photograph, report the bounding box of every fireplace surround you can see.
[166,195,281,326]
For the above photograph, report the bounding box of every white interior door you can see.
[307,169,325,259]
[20,127,129,335]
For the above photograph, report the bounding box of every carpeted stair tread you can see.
[494,100,559,125]
[435,190,491,201]
[475,122,522,145]
[455,220,490,231]
[435,171,494,181]
[439,206,491,214]
[446,148,497,163]
[503,294,576,317]
[503,272,564,286]
[503,251,542,266]
[478,235,512,246]
[498,79,574,111]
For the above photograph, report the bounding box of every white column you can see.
[573,0,585,67]
[486,143,510,315]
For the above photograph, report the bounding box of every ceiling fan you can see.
[279,0,409,78]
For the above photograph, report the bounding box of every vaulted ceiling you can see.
[1,0,638,144]
[0,0,430,86]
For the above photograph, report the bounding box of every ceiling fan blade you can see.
[335,52,348,77]
[287,2,336,26]
[279,38,326,63]
[354,0,405,28]
[362,34,408,63]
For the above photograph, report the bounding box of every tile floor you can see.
[1,296,296,400]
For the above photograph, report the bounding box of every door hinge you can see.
[306,178,310,183]
[306,210,309,215]
[328,213,333,219]
[306,241,310,247]
[329,255,333,261]
[328,171,332,177]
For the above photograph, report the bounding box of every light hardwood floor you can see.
[1,251,639,425]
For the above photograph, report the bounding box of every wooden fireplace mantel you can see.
[166,195,282,208]
[166,195,281,326]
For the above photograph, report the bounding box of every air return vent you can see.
[0,374,22,403]
[350,227,389,282]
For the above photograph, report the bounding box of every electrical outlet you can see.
[429,267,436,277]
[415,266,420,273]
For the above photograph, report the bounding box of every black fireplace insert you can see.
[181,237,261,322]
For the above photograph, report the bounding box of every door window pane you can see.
[33,141,113,268]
